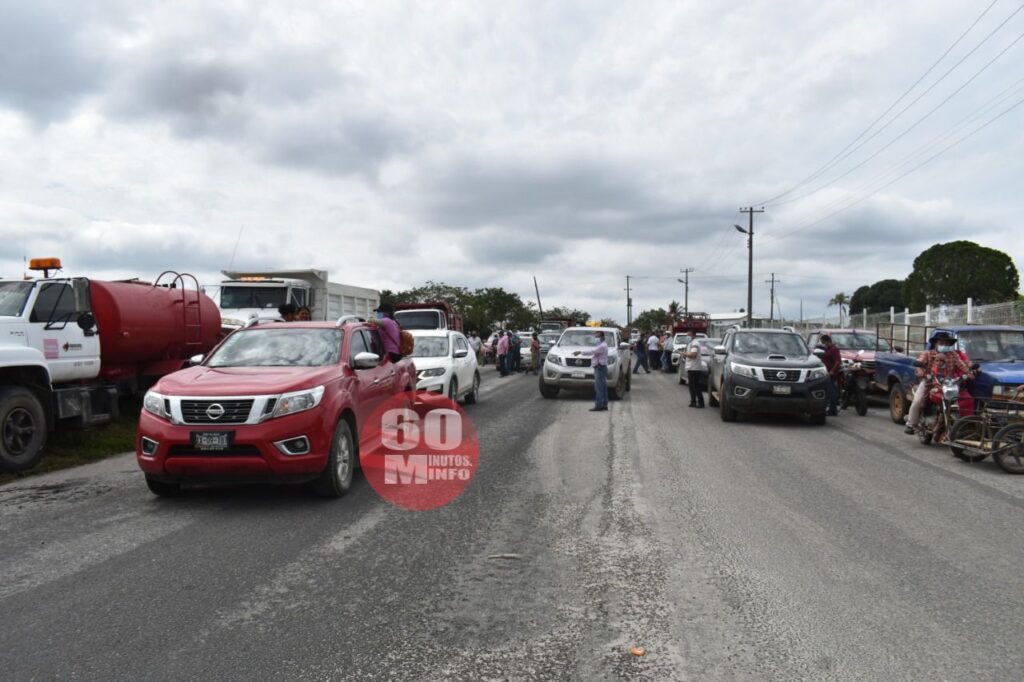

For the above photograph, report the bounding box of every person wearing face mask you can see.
[905,330,973,435]
[574,330,610,412]
[371,302,403,363]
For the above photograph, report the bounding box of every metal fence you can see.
[731,298,1023,335]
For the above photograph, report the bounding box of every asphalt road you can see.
[2,368,1022,681]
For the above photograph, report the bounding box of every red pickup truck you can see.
[135,320,416,497]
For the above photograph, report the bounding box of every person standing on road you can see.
[647,331,661,373]
[660,332,672,371]
[820,334,841,417]
[372,303,403,363]
[633,332,650,374]
[683,332,706,408]
[496,331,510,377]
[575,330,609,412]
[529,332,541,375]
[468,332,482,363]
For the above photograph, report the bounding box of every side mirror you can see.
[454,349,469,358]
[353,351,380,369]
[619,342,630,350]
[813,348,825,357]
[189,354,205,366]
[714,345,727,355]
[77,312,96,331]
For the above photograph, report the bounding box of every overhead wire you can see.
[755,0,1004,206]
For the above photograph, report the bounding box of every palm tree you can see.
[828,293,849,327]
[667,300,682,324]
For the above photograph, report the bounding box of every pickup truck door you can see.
[348,329,391,424]
[24,279,100,383]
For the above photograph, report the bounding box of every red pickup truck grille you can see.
[181,399,254,424]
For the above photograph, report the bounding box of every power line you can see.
[769,20,1024,209]
[772,91,1024,239]
[756,0,1005,206]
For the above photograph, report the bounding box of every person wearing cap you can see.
[575,330,609,412]
[905,330,973,434]
[372,302,402,363]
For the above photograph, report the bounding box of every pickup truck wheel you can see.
[808,412,827,426]
[889,383,908,424]
[0,387,47,472]
[314,419,355,498]
[609,371,623,401]
[708,382,720,408]
[463,373,480,404]
[539,376,560,399]
[719,390,737,422]
[145,476,181,497]
[625,371,631,392]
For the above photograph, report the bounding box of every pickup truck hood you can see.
[732,353,822,368]
[979,361,1024,383]
[154,365,339,396]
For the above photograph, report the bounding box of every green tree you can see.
[849,279,905,315]
[828,293,849,326]
[903,241,1019,310]
[598,317,620,328]
[633,308,669,333]
[666,300,681,322]
[544,306,591,326]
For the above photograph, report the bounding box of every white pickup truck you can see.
[539,327,632,400]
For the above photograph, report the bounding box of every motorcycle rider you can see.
[905,330,973,435]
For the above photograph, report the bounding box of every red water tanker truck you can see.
[0,261,221,471]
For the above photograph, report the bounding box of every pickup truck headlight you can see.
[807,367,828,380]
[729,362,756,378]
[271,386,325,418]
[547,354,563,365]
[142,391,170,420]
[418,368,446,379]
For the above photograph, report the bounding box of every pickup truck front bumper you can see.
[724,374,831,415]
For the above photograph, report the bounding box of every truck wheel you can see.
[992,423,1024,474]
[314,419,355,498]
[539,376,560,399]
[145,476,181,497]
[0,387,47,472]
[719,390,737,422]
[889,383,908,424]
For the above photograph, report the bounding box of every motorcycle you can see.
[911,360,975,445]
[839,358,870,416]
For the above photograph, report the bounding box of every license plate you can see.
[572,371,586,379]
[772,385,792,395]
[190,431,234,451]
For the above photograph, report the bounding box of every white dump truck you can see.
[209,270,380,330]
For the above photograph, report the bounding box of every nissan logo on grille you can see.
[205,403,226,420]
[776,371,787,380]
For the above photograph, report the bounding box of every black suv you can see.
[708,328,830,424]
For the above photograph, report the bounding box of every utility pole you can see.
[736,206,764,328]
[533,276,544,318]
[764,273,781,326]
[626,275,633,330]
[679,268,693,318]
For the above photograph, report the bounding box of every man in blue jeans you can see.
[576,330,609,412]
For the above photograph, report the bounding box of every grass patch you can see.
[0,397,140,485]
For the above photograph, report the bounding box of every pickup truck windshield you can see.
[220,286,289,310]
[411,336,449,358]
[559,330,615,347]
[208,328,343,367]
[734,333,808,356]
[830,332,889,351]
[959,331,1024,362]
[0,281,34,316]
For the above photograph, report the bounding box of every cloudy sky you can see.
[2,0,1022,324]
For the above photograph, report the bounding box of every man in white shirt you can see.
[683,332,706,408]
[647,332,660,374]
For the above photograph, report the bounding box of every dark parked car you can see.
[708,328,830,424]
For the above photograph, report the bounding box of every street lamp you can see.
[735,224,752,328]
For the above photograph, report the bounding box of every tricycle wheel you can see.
[992,423,1024,474]
[947,416,989,462]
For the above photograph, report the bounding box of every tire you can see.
[539,376,560,399]
[719,389,737,422]
[609,371,623,401]
[889,383,908,424]
[145,476,181,497]
[625,371,631,392]
[708,383,720,408]
[809,412,827,426]
[0,386,48,472]
[314,419,355,497]
[992,423,1024,474]
[855,390,868,416]
[448,377,458,401]
[947,416,989,462]
[463,372,480,404]
[917,419,933,446]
